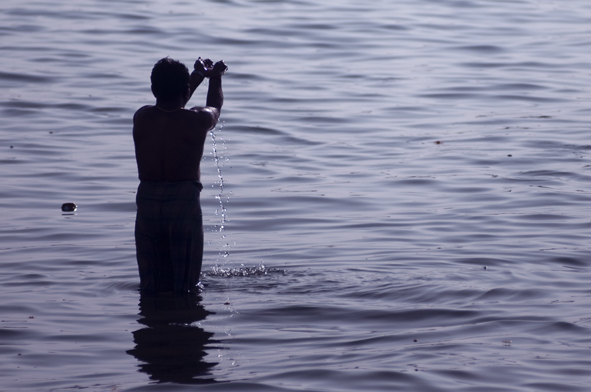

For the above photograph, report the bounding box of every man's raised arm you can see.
[206,61,226,113]
[189,60,227,130]
[184,58,211,106]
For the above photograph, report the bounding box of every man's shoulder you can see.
[135,105,154,114]
[184,106,218,121]
[134,105,154,119]
[186,106,211,115]
[187,106,220,121]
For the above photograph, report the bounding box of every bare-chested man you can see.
[133,57,227,295]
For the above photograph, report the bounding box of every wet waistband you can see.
[139,180,203,191]
[137,180,203,202]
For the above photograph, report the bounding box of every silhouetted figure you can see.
[133,57,227,295]
[127,294,220,384]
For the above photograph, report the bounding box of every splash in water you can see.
[204,263,286,278]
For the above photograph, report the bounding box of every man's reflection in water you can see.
[127,294,219,384]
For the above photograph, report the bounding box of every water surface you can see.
[1,0,591,390]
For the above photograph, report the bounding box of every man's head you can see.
[150,57,190,101]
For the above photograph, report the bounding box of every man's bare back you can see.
[133,105,216,182]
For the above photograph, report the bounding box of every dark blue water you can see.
[1,0,591,390]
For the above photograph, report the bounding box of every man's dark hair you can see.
[150,57,190,101]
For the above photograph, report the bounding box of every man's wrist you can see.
[192,69,206,78]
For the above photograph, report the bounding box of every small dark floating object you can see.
[414,339,418,342]
[435,140,442,144]
[61,203,77,212]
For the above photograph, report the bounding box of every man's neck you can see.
[155,97,185,112]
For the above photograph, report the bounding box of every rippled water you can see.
[2,0,591,390]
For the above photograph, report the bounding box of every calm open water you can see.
[2,0,591,390]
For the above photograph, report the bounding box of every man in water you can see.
[133,57,227,295]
